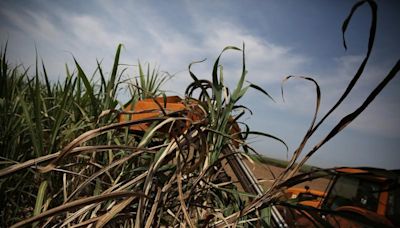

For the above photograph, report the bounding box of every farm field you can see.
[224,158,329,192]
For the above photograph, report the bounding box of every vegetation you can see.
[0,0,399,227]
[0,44,126,226]
[252,155,318,174]
[1,41,273,227]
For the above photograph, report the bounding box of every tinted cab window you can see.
[324,176,380,212]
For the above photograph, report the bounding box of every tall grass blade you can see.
[297,59,400,169]
[41,61,52,97]
[105,44,122,109]
[312,0,377,134]
[74,58,98,117]
[33,180,48,227]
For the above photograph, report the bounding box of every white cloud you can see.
[1,1,398,141]
[198,21,309,84]
[70,15,113,48]
[91,4,310,96]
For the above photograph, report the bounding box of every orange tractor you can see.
[118,96,202,132]
[282,167,400,227]
[118,96,290,227]
[118,96,400,227]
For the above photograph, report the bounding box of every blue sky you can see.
[1,0,399,169]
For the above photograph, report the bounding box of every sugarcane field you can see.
[1,0,399,227]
